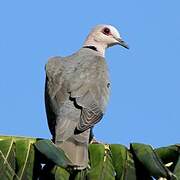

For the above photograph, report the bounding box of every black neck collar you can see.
[83,46,98,51]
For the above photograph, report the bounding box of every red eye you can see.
[102,27,111,35]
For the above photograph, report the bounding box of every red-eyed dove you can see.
[45,24,129,169]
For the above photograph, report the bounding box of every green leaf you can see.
[110,144,137,180]
[0,139,16,180]
[39,164,70,180]
[172,155,180,179]
[0,135,179,180]
[155,145,179,165]
[0,151,16,180]
[130,143,173,179]
[15,139,37,180]
[70,168,88,180]
[54,166,70,180]
[0,136,40,180]
[0,135,36,142]
[35,139,71,168]
[87,144,116,180]
[0,139,16,170]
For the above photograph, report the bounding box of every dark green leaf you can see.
[73,169,88,180]
[155,145,179,165]
[35,139,71,168]
[54,166,70,180]
[172,155,180,179]
[39,163,70,180]
[111,144,140,180]
[130,143,173,179]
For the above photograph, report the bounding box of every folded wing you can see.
[69,55,110,134]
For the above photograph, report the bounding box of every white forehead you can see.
[91,24,121,38]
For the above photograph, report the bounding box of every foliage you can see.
[0,135,179,180]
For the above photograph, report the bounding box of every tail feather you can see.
[56,137,89,170]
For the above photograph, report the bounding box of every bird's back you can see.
[45,49,110,137]
[44,24,128,170]
[45,48,110,168]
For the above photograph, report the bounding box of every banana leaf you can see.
[0,136,39,180]
[173,155,180,179]
[15,139,39,180]
[155,145,179,165]
[0,138,16,180]
[0,135,179,180]
[110,144,137,180]
[130,143,175,179]
[87,144,116,180]
[34,139,71,168]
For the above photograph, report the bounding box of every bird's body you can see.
[45,24,128,169]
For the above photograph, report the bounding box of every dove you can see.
[45,24,129,170]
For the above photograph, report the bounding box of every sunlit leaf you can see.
[87,144,116,180]
[0,139,16,180]
[110,144,136,179]
[0,135,178,179]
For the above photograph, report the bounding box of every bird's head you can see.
[83,24,129,56]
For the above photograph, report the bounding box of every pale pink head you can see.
[83,24,129,56]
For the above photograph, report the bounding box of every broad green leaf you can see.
[15,139,38,180]
[110,144,128,179]
[15,139,32,178]
[130,143,173,179]
[0,139,16,180]
[0,136,39,180]
[87,144,116,180]
[0,139,15,170]
[110,144,138,180]
[155,145,179,165]
[0,135,179,180]
[35,139,71,168]
[123,150,140,180]
[0,151,16,180]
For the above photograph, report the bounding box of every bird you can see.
[45,24,129,170]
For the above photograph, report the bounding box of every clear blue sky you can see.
[0,1,179,148]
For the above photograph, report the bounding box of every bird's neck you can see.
[83,37,107,57]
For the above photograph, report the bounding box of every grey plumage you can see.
[45,48,110,169]
[45,24,128,169]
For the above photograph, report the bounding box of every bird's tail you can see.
[56,137,89,170]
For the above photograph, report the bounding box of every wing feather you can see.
[69,55,110,134]
[45,53,110,136]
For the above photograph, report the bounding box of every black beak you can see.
[115,38,129,49]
